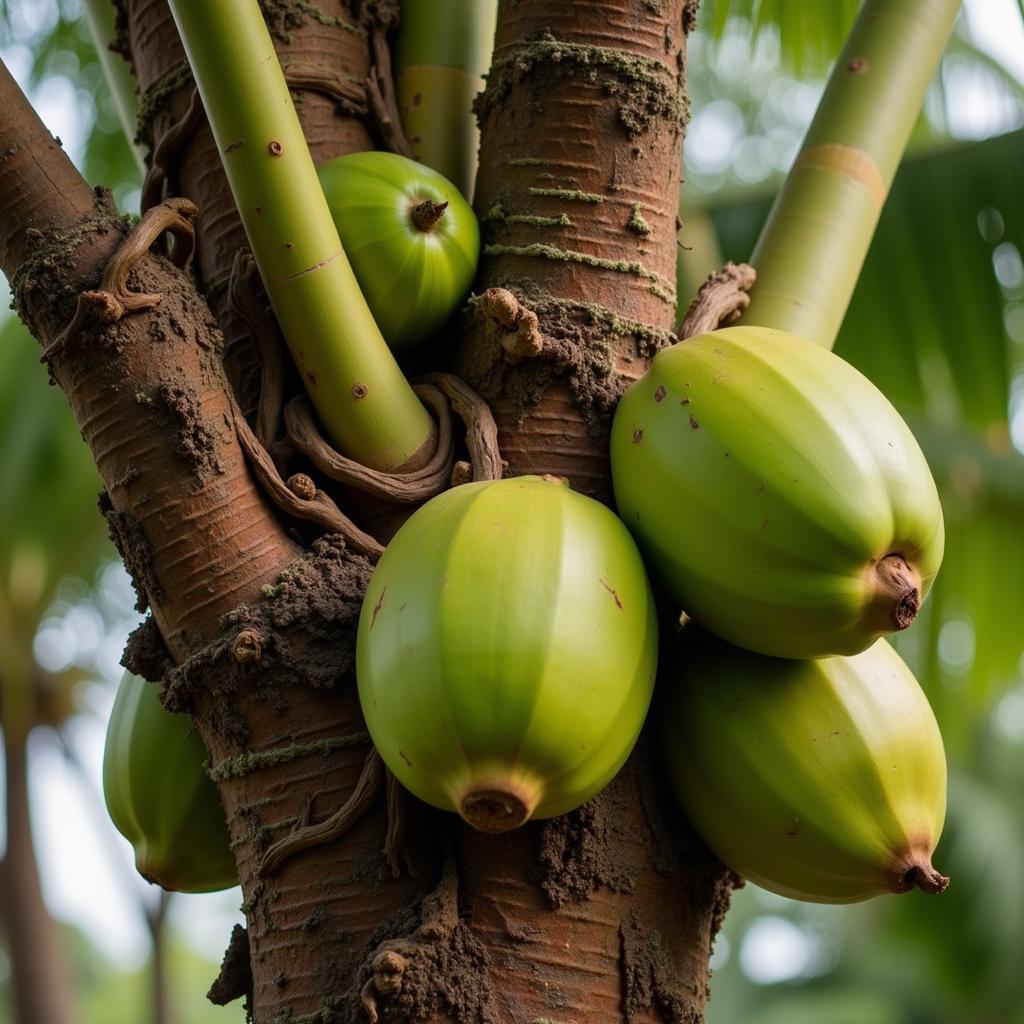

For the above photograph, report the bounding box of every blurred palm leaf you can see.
[0,315,111,610]
[701,0,862,73]
[699,1,1024,94]
[704,129,1024,733]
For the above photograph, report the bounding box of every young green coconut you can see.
[661,632,949,904]
[611,325,944,659]
[103,672,237,893]
[356,475,658,832]
[317,151,479,352]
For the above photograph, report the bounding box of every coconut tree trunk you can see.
[0,708,75,1024]
[0,3,730,1023]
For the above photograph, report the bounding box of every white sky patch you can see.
[28,720,151,967]
[739,915,820,984]
[965,0,1024,83]
[0,41,92,171]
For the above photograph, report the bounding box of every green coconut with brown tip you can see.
[662,632,949,904]
[356,475,658,832]
[103,672,236,893]
[611,325,944,659]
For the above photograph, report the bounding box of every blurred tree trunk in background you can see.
[0,707,74,1024]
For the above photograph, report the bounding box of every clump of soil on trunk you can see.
[162,534,373,741]
[538,784,636,906]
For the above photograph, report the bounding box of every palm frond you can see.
[700,0,862,73]
[0,315,110,601]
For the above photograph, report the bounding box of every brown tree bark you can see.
[0,2,733,1022]
[463,0,695,499]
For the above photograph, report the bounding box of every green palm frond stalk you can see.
[167,0,436,470]
[82,0,147,174]
[743,0,962,350]
[395,0,498,198]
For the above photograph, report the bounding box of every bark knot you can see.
[678,262,756,340]
[232,628,265,663]
[477,287,545,362]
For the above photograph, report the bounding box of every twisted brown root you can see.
[43,197,199,363]
[228,249,287,452]
[235,410,386,559]
[257,748,385,878]
[677,261,756,341]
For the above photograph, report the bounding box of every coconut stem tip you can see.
[411,199,448,232]
[902,862,950,895]
[872,554,922,632]
[459,783,538,833]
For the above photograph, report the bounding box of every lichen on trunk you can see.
[460,0,698,501]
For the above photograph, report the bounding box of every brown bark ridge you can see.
[1,52,442,1024]
[440,4,731,1024]
[460,0,695,502]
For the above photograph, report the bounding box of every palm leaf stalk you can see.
[81,0,147,175]
[743,0,962,349]
[395,0,497,199]
[166,0,436,470]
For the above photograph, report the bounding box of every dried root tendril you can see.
[417,373,504,485]
[228,249,287,451]
[365,24,414,158]
[281,60,368,118]
[141,88,203,215]
[43,197,199,363]
[384,768,417,878]
[284,385,456,503]
[281,371,502,504]
[258,748,384,878]
[677,261,756,341]
[234,408,386,559]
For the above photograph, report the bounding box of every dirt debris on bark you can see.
[538,783,636,907]
[98,490,163,612]
[162,534,372,741]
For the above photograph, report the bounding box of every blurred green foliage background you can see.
[1,1,1022,1021]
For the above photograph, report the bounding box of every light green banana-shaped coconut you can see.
[103,671,236,892]
[357,475,658,832]
[662,633,949,904]
[611,325,944,659]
